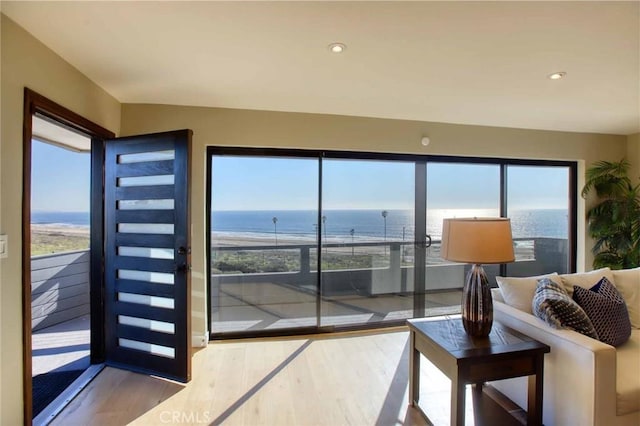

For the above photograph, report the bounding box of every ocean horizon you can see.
[211,208,568,241]
[32,208,569,241]
[31,211,90,227]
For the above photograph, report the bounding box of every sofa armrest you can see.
[493,300,617,426]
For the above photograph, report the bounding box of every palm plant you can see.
[272,216,278,246]
[581,159,640,269]
[322,215,327,254]
[381,210,388,240]
[350,228,355,255]
[381,210,388,254]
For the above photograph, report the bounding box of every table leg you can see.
[527,355,544,426]
[451,372,465,426]
[409,330,420,406]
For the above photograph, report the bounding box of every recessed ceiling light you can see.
[328,43,346,53]
[548,72,567,80]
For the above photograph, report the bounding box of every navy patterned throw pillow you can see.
[573,277,632,347]
[532,278,599,339]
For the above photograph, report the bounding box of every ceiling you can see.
[3,1,639,135]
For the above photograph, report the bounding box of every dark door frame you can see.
[22,88,115,424]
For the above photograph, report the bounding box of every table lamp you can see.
[441,218,515,337]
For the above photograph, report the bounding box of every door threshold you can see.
[33,363,105,426]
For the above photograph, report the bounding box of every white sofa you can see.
[491,267,640,426]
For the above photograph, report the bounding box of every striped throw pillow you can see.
[532,277,598,339]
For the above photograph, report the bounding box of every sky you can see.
[31,140,90,212]
[211,156,569,211]
[30,144,569,214]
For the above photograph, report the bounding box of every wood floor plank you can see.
[53,329,523,426]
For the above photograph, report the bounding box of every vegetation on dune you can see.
[212,250,385,274]
[213,251,300,273]
[316,252,377,271]
[31,231,89,256]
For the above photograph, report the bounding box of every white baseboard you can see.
[192,331,209,347]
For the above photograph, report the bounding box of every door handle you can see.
[416,235,432,249]
[175,263,191,272]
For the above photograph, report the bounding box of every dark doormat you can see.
[32,369,84,418]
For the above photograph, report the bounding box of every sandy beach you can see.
[31,224,90,236]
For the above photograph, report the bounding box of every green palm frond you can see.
[593,251,624,269]
[583,158,640,269]
[581,160,632,198]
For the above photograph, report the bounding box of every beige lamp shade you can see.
[441,217,515,264]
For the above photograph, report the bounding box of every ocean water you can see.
[31,211,90,227]
[31,209,568,241]
[212,208,569,242]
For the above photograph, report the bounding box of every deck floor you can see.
[32,314,90,376]
[212,284,462,332]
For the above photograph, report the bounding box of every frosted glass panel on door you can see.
[119,269,174,285]
[118,199,174,210]
[118,150,175,164]
[118,246,174,259]
[119,338,175,358]
[118,223,174,234]
[119,315,175,333]
[118,175,174,187]
[118,292,175,309]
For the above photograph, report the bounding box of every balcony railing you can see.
[28,238,567,331]
[211,237,569,296]
[31,249,90,331]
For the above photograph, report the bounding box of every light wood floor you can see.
[52,328,522,426]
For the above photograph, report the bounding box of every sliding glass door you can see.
[208,148,576,338]
[425,162,501,316]
[505,165,572,275]
[319,158,416,327]
[209,155,319,333]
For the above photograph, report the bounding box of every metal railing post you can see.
[390,242,402,290]
[300,246,311,279]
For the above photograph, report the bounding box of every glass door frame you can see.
[207,147,323,338]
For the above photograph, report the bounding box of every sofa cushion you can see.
[496,272,563,314]
[532,277,598,339]
[616,329,640,415]
[559,267,614,295]
[573,277,631,347]
[612,268,640,329]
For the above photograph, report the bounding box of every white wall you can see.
[120,103,627,342]
[0,14,120,424]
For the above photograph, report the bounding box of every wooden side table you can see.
[407,317,550,426]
